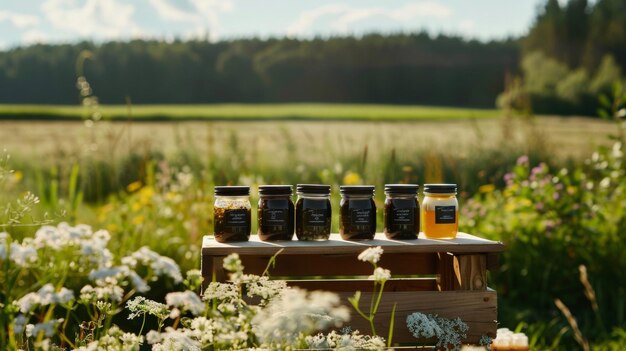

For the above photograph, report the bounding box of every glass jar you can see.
[339,185,376,240]
[384,184,419,240]
[295,184,332,241]
[213,186,251,242]
[257,185,294,241]
[422,184,458,239]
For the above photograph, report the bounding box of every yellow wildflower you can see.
[132,215,145,225]
[127,181,142,193]
[478,184,495,193]
[13,171,23,182]
[343,171,363,185]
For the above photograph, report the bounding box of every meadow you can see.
[0,104,499,121]
[1,104,625,350]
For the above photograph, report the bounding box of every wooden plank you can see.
[202,233,505,256]
[235,253,438,277]
[456,255,487,291]
[336,290,497,344]
[286,278,438,292]
[437,252,457,291]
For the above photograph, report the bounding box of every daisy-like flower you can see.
[358,246,384,264]
[369,267,391,283]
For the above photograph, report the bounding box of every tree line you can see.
[0,34,517,107]
[0,0,625,114]
[500,0,626,115]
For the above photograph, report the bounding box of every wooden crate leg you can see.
[456,254,487,291]
[438,253,487,291]
[212,256,227,282]
[437,252,458,291]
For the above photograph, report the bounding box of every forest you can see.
[0,0,624,115]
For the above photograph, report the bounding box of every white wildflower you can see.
[306,330,386,350]
[152,327,201,351]
[169,308,181,319]
[369,267,391,283]
[123,247,182,283]
[244,275,286,302]
[406,312,468,351]
[407,312,443,339]
[26,319,62,338]
[0,232,7,260]
[223,253,243,273]
[15,284,74,312]
[126,296,169,320]
[9,242,37,267]
[146,330,162,344]
[89,265,150,293]
[253,288,350,346]
[16,292,40,313]
[600,177,611,189]
[119,332,144,348]
[165,290,205,316]
[202,282,239,303]
[189,317,214,344]
[79,283,124,303]
[612,142,623,158]
[13,314,28,334]
[358,246,383,264]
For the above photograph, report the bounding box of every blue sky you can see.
[0,0,542,49]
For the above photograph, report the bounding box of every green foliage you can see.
[461,141,626,348]
[0,33,518,107]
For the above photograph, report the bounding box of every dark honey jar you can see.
[384,184,419,240]
[257,185,294,241]
[213,186,251,242]
[295,184,332,241]
[339,185,376,240]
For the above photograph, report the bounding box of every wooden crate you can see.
[201,232,504,344]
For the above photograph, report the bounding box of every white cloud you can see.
[0,10,40,29]
[459,19,476,34]
[41,0,144,40]
[288,2,452,37]
[287,4,350,37]
[147,0,234,42]
[148,0,197,22]
[21,29,51,45]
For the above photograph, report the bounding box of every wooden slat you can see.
[286,278,438,292]
[235,253,437,277]
[336,290,497,344]
[202,233,505,256]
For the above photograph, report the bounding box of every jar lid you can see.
[215,186,250,196]
[296,184,331,195]
[423,184,457,194]
[259,185,293,195]
[340,185,375,195]
[384,184,419,195]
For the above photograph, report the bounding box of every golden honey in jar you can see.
[421,184,458,239]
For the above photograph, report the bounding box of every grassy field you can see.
[0,115,615,161]
[0,103,500,121]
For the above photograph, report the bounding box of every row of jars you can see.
[213,183,458,243]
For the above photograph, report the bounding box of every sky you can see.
[0,0,543,49]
